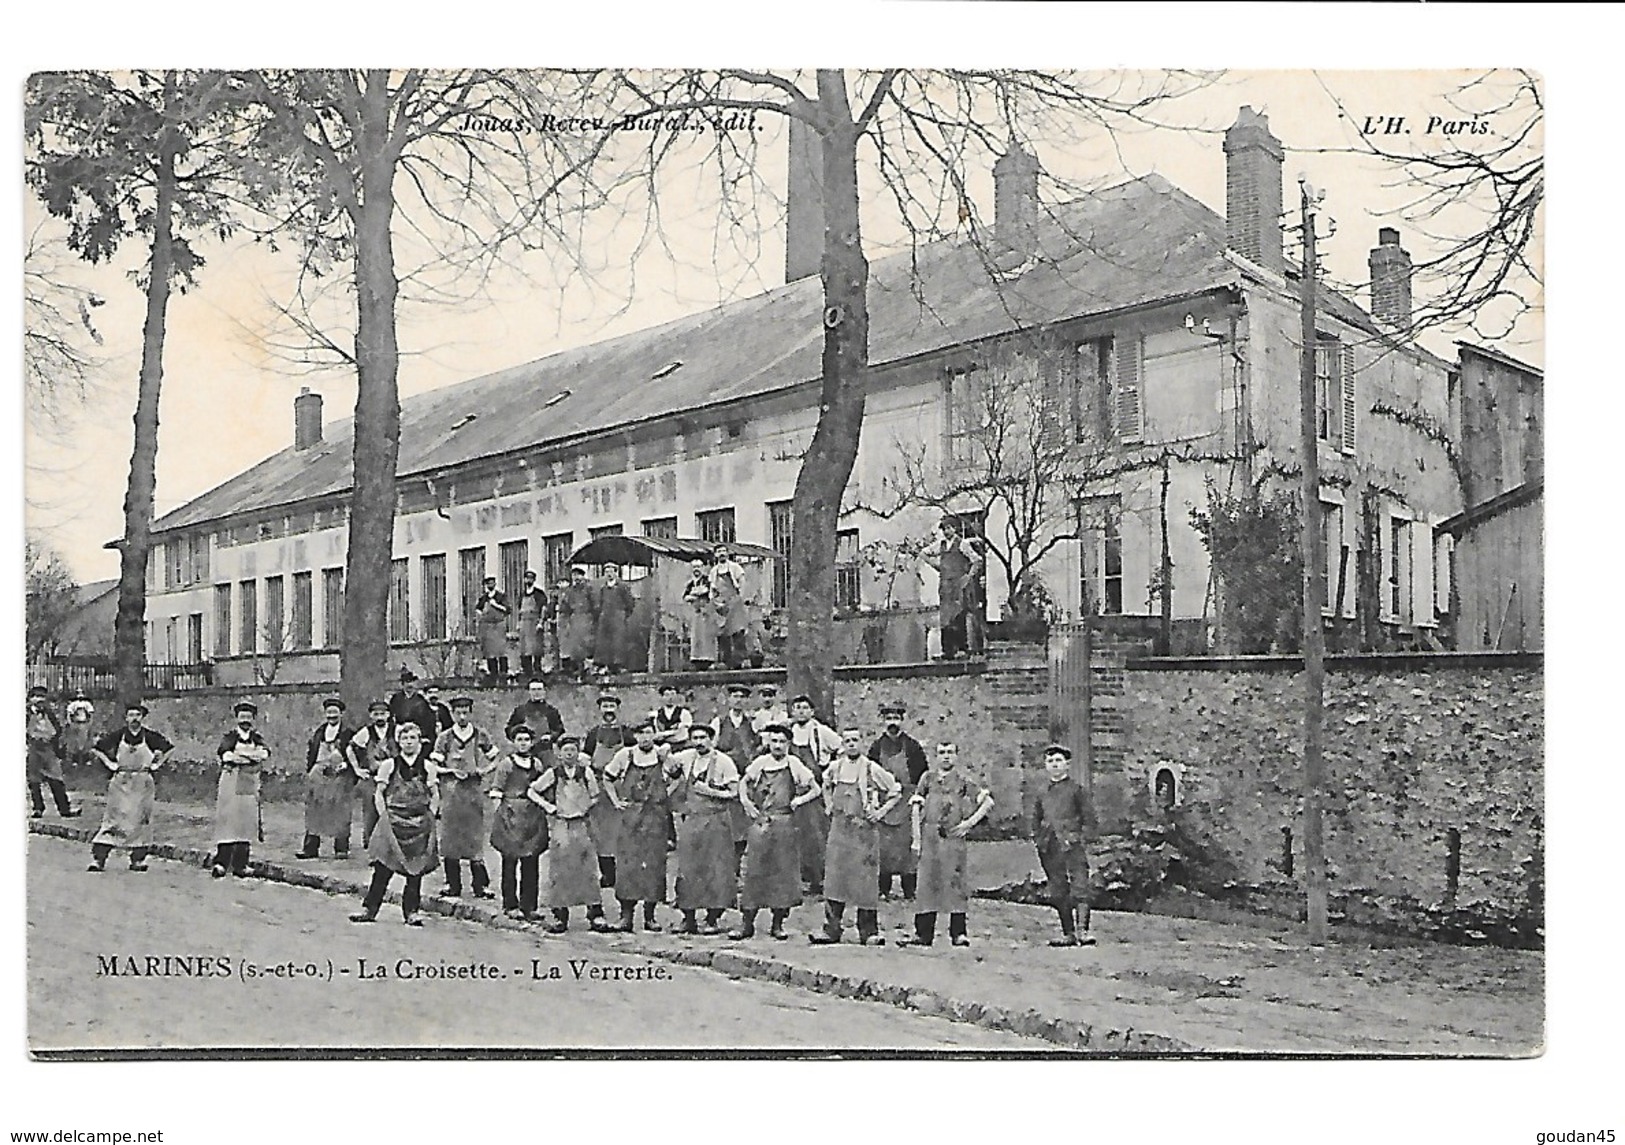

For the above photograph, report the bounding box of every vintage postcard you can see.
[22,67,1544,1069]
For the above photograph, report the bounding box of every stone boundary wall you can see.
[1096,650,1543,942]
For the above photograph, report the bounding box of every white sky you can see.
[24,68,1543,584]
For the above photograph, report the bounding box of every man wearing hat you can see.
[87,702,172,872]
[430,695,498,899]
[347,700,397,848]
[25,685,77,819]
[505,677,566,744]
[593,565,636,675]
[474,575,511,685]
[869,701,928,901]
[389,668,437,744]
[296,699,357,860]
[556,566,599,678]
[211,701,270,878]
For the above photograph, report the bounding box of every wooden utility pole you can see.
[1297,180,1330,943]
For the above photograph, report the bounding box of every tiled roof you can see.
[153,174,1246,534]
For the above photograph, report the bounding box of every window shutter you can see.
[1341,344,1357,454]
[1411,520,1436,627]
[1115,336,1142,444]
[1039,358,1066,449]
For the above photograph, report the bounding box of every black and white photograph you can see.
[10,8,1612,1134]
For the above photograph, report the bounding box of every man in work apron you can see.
[900,743,994,948]
[296,698,356,859]
[671,725,740,935]
[587,707,639,890]
[431,696,497,899]
[88,703,172,872]
[731,726,819,941]
[489,726,550,920]
[811,729,902,945]
[529,734,610,933]
[351,724,439,926]
[212,701,269,878]
[786,697,839,893]
[713,683,760,870]
[605,725,679,933]
[26,687,77,818]
[869,702,928,900]
[347,701,397,849]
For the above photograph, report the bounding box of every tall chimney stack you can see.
[1223,106,1285,274]
[1368,226,1414,329]
[993,142,1040,258]
[784,116,824,284]
[294,386,323,450]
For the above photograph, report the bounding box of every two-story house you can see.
[129,107,1464,680]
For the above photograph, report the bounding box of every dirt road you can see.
[26,834,1048,1054]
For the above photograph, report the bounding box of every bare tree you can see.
[614,68,1211,712]
[1315,69,1542,342]
[26,535,81,663]
[237,69,616,712]
[859,330,1117,628]
[27,71,252,703]
[23,225,105,439]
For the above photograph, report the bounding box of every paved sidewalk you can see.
[32,796,1543,1055]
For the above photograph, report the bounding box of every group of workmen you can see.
[30,673,1098,949]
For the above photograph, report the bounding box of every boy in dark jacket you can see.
[1033,745,1096,947]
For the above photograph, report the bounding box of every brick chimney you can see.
[785,115,823,284]
[1223,106,1285,274]
[294,387,323,450]
[1368,226,1414,329]
[993,141,1040,256]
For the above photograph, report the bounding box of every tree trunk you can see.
[113,78,178,706]
[339,82,402,714]
[785,72,867,720]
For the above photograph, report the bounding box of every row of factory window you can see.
[159,502,865,661]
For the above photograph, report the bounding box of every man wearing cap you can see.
[25,685,77,819]
[749,683,788,736]
[517,570,550,679]
[603,721,678,932]
[505,677,566,744]
[670,723,740,935]
[869,701,928,901]
[713,683,760,864]
[488,724,550,921]
[430,696,498,899]
[347,700,397,848]
[583,694,636,889]
[212,701,270,878]
[731,724,820,941]
[474,575,511,684]
[87,702,172,872]
[422,682,455,739]
[810,728,903,946]
[651,683,692,854]
[296,699,357,860]
[1034,744,1097,947]
[389,669,437,744]
[527,733,610,932]
[786,695,841,894]
[557,566,599,678]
